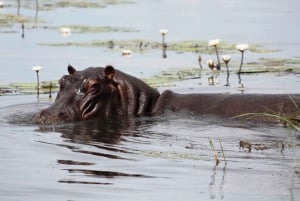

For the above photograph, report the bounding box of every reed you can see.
[233,112,300,131]
[209,138,220,166]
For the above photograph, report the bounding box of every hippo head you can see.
[33,65,123,124]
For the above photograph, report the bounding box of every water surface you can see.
[0,1,300,200]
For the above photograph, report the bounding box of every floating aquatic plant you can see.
[32,66,42,99]
[222,55,231,86]
[207,59,217,85]
[236,43,249,73]
[160,29,168,58]
[198,55,203,69]
[209,138,220,166]
[209,39,221,70]
[121,49,132,56]
[60,27,71,37]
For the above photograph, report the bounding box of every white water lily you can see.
[222,55,231,63]
[60,27,71,37]
[32,66,42,99]
[236,43,249,52]
[159,29,168,35]
[208,39,220,46]
[60,27,71,33]
[236,44,248,73]
[32,66,42,72]
[122,49,132,56]
[207,59,215,69]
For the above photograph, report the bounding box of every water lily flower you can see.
[159,29,168,35]
[222,55,231,86]
[160,29,168,58]
[32,65,42,72]
[208,39,221,70]
[60,27,71,37]
[32,66,42,100]
[207,59,215,70]
[122,49,132,56]
[208,39,220,46]
[236,44,249,73]
[222,55,231,63]
[236,43,249,52]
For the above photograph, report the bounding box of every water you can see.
[0,94,299,201]
[0,0,300,84]
[0,0,300,200]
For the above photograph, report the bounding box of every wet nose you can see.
[58,112,66,118]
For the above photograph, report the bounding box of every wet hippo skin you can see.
[33,65,160,124]
[153,90,300,122]
[33,66,300,124]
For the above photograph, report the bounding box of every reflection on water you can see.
[0,98,299,201]
[1,0,300,199]
[38,118,127,144]
[209,165,226,200]
[1,0,300,85]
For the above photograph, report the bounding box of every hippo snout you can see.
[32,109,70,124]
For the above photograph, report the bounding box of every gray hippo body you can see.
[33,66,300,124]
[154,90,300,122]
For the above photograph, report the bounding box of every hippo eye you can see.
[58,75,69,88]
[75,88,84,101]
[90,83,98,90]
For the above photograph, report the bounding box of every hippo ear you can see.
[68,64,77,75]
[104,65,115,80]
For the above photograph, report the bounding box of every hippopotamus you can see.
[33,65,160,124]
[33,65,300,124]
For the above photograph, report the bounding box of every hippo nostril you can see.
[58,112,65,117]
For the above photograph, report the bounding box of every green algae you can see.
[48,25,139,33]
[0,13,34,27]
[241,57,300,73]
[54,1,104,8]
[39,39,278,54]
[137,150,206,160]
[2,56,300,95]
[0,81,59,95]
[52,0,135,8]
[0,0,135,31]
[2,0,135,10]
[144,68,203,87]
